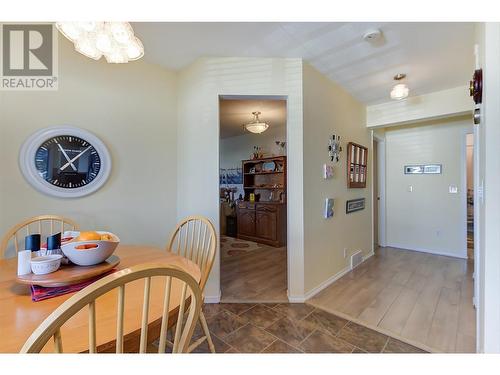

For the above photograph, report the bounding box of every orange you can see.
[76,231,101,241]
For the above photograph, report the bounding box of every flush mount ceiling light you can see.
[55,22,144,63]
[390,73,409,100]
[244,111,269,134]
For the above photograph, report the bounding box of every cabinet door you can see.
[255,210,277,241]
[237,209,255,236]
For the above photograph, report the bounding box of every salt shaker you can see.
[17,250,32,275]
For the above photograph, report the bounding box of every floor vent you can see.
[351,250,363,270]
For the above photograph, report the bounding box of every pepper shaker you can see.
[25,234,41,257]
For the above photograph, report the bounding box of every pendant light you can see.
[390,73,409,100]
[244,111,269,134]
[56,22,144,63]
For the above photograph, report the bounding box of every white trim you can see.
[288,249,374,303]
[19,126,111,198]
[287,265,350,303]
[460,129,471,260]
[364,251,375,261]
[204,290,221,304]
[386,243,468,259]
[373,134,387,247]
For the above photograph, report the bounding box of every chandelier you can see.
[55,22,144,64]
[390,73,409,100]
[244,112,269,134]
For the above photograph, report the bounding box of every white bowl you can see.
[61,231,120,266]
[31,255,62,275]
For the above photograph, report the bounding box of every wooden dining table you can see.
[0,245,200,353]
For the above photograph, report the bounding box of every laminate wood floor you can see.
[220,237,287,303]
[307,247,476,353]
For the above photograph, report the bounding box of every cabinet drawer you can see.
[256,204,277,213]
[238,201,255,210]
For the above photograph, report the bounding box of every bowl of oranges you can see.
[61,231,120,266]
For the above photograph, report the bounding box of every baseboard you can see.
[204,290,221,303]
[386,243,467,259]
[287,265,351,303]
[363,251,375,261]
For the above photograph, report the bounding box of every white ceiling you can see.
[132,22,475,105]
[219,98,286,138]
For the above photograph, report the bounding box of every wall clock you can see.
[19,126,111,198]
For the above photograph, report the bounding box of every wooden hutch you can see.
[236,156,287,247]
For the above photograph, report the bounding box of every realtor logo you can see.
[1,23,58,90]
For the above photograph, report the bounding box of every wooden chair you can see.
[166,215,217,353]
[1,215,79,258]
[20,263,202,354]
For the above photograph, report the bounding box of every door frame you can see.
[372,131,387,249]
[218,94,291,300]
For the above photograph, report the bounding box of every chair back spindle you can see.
[20,264,202,354]
[1,215,79,258]
[166,216,217,292]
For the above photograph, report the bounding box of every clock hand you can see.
[60,146,92,171]
[56,143,77,171]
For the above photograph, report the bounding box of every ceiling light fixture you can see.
[390,73,409,100]
[55,22,144,63]
[244,112,269,134]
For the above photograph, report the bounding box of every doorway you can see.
[218,96,288,302]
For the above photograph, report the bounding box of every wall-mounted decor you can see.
[323,164,334,179]
[346,198,365,214]
[275,141,286,156]
[324,198,334,219]
[404,165,423,174]
[19,126,111,198]
[328,134,342,162]
[220,167,243,184]
[404,164,442,174]
[423,164,442,174]
[347,142,368,188]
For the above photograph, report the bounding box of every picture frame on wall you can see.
[423,164,442,174]
[346,142,368,188]
[346,198,365,214]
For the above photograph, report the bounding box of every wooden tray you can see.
[16,255,120,287]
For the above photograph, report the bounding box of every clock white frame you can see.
[19,126,112,198]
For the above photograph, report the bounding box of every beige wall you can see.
[0,37,178,257]
[366,86,472,128]
[177,57,304,300]
[302,63,372,293]
[385,116,472,258]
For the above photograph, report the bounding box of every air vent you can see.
[351,250,363,270]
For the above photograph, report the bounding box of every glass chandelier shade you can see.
[56,22,144,64]
[390,83,409,100]
[244,112,269,134]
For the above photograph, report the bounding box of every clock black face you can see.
[34,135,101,189]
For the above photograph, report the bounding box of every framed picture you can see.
[404,165,424,174]
[423,164,442,174]
[346,198,365,214]
[346,142,368,188]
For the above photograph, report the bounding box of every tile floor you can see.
[188,303,427,353]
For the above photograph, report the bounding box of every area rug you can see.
[220,235,263,258]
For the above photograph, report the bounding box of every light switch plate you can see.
[324,198,334,219]
[323,164,334,179]
[449,185,458,194]
[407,185,413,192]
